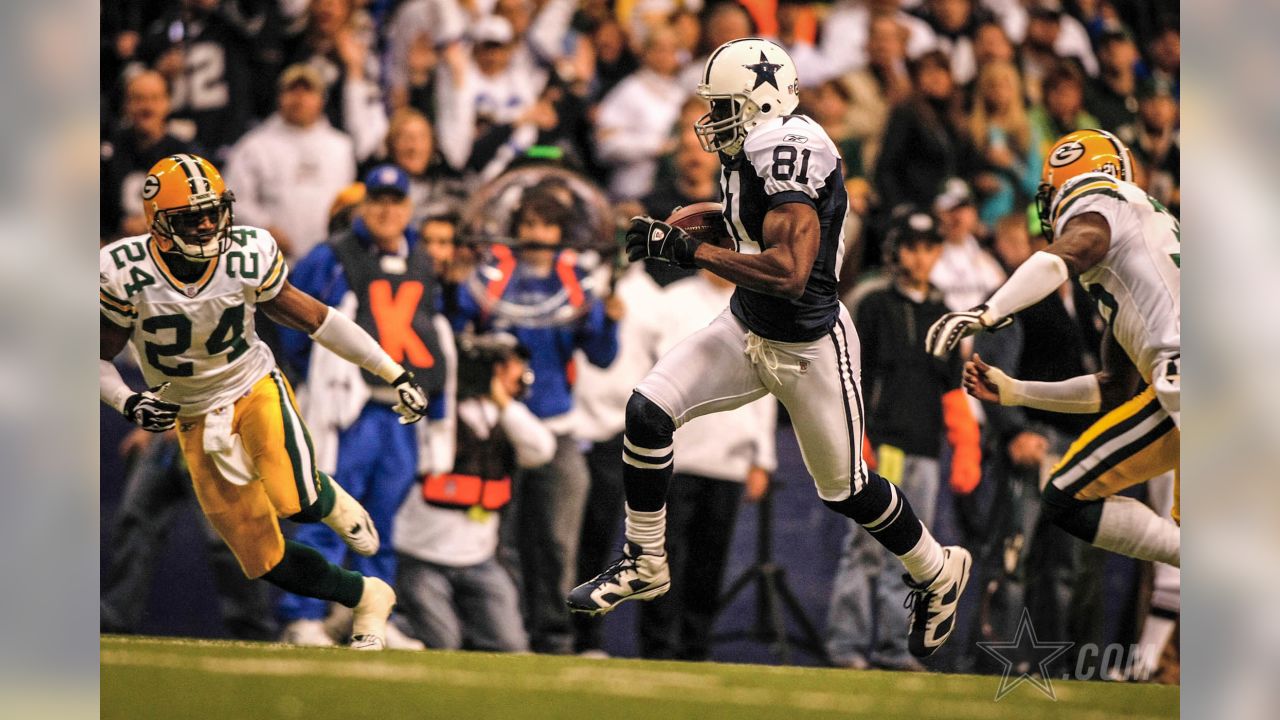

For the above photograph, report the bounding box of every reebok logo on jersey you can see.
[783,134,808,144]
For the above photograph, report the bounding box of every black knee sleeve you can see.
[625,391,675,447]
[1041,483,1104,543]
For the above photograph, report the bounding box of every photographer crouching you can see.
[391,333,555,651]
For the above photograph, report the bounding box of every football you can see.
[666,202,733,248]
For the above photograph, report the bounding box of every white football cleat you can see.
[323,478,379,557]
[567,542,670,616]
[350,577,395,651]
[904,546,971,658]
[280,619,335,647]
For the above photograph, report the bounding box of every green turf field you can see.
[101,635,1178,720]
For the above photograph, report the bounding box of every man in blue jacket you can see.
[277,165,451,646]
[450,186,622,654]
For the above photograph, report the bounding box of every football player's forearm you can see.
[1002,373,1103,414]
[694,243,807,299]
[100,359,134,413]
[982,251,1068,322]
[309,307,404,384]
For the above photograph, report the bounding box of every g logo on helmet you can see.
[1049,141,1086,167]
[141,174,161,200]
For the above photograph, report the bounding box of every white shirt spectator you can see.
[595,68,687,199]
[393,396,555,568]
[989,1,1099,76]
[222,114,356,261]
[572,264,667,443]
[434,57,548,171]
[384,0,468,93]
[929,234,1007,311]
[820,2,938,76]
[660,275,778,482]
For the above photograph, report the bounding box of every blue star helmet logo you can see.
[743,51,783,90]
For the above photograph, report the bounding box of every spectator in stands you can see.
[968,61,1042,226]
[101,70,196,242]
[223,64,357,260]
[393,333,554,651]
[678,1,754,89]
[434,16,548,173]
[280,0,388,163]
[874,51,980,213]
[642,110,721,221]
[571,257,668,657]
[638,269,777,661]
[383,0,468,111]
[1086,30,1141,132]
[588,18,640,101]
[1139,24,1179,98]
[595,30,686,200]
[822,0,938,77]
[1029,63,1100,159]
[132,0,259,159]
[840,13,913,165]
[828,210,980,671]
[917,0,994,86]
[774,0,831,87]
[972,20,1015,74]
[1017,1,1098,103]
[386,108,467,225]
[276,165,452,648]
[1119,78,1180,215]
[929,178,1005,311]
[450,188,622,654]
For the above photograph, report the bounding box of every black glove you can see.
[123,382,180,432]
[392,371,429,424]
[625,216,702,268]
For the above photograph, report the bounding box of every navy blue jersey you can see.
[720,115,849,342]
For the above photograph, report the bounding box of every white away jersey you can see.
[1051,172,1180,381]
[722,114,849,342]
[100,226,288,416]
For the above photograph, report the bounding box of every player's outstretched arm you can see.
[692,202,820,300]
[260,281,430,424]
[963,330,1139,414]
[927,212,1114,358]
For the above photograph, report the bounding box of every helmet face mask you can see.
[693,38,799,156]
[143,154,236,261]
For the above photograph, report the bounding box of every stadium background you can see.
[99,0,1177,681]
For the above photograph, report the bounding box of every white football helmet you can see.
[694,38,800,155]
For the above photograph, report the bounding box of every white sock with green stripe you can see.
[1094,496,1180,566]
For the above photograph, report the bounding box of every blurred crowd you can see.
[100,0,1179,678]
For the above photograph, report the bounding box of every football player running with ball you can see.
[926,129,1180,568]
[569,39,972,659]
[100,154,430,650]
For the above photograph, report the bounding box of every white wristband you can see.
[310,307,405,384]
[983,251,1069,323]
[996,370,1102,414]
[100,359,134,414]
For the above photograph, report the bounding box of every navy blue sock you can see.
[823,471,925,556]
[620,392,674,512]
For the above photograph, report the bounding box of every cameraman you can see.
[391,334,555,651]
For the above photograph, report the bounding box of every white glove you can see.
[925,304,1012,358]
[391,371,429,425]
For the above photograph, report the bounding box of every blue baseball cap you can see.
[364,164,410,198]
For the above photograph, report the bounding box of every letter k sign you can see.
[368,279,434,368]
